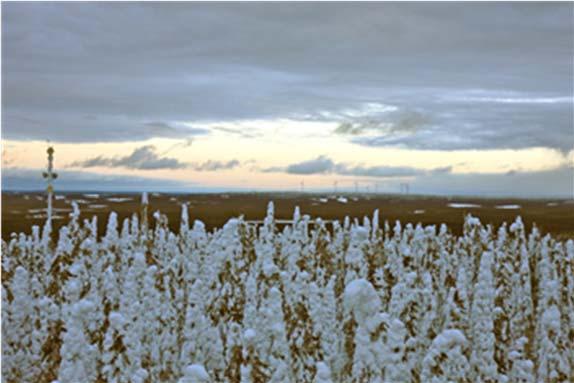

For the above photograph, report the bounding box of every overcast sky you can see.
[2,2,573,196]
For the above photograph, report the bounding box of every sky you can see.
[2,2,573,197]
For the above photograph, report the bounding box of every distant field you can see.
[2,192,573,240]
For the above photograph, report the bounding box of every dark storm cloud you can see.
[69,146,188,170]
[267,156,451,178]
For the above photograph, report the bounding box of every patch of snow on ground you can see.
[319,198,328,203]
[414,209,425,214]
[495,204,521,210]
[337,196,348,204]
[448,203,481,209]
[87,204,108,209]
[84,194,100,199]
[28,214,65,220]
[55,195,66,200]
[547,202,558,207]
[107,197,133,203]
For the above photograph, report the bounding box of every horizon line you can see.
[2,188,572,201]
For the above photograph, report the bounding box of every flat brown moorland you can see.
[2,192,573,241]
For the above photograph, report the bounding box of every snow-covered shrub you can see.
[1,201,572,383]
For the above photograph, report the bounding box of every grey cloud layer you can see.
[2,168,190,192]
[266,156,451,178]
[3,3,572,151]
[69,146,187,170]
[69,145,241,171]
[285,156,335,175]
[264,156,573,198]
[191,160,240,172]
[5,163,571,197]
[333,92,573,152]
[409,165,574,198]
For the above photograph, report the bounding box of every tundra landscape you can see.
[2,2,573,382]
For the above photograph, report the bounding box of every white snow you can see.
[2,203,570,383]
[336,196,348,204]
[243,328,257,344]
[109,312,125,329]
[343,279,381,325]
[29,208,70,213]
[83,194,100,199]
[315,362,333,383]
[179,364,210,383]
[448,202,481,208]
[28,214,65,220]
[351,226,369,242]
[87,204,107,209]
[107,197,133,203]
[413,209,425,214]
[431,329,467,350]
[262,259,279,277]
[495,204,521,210]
